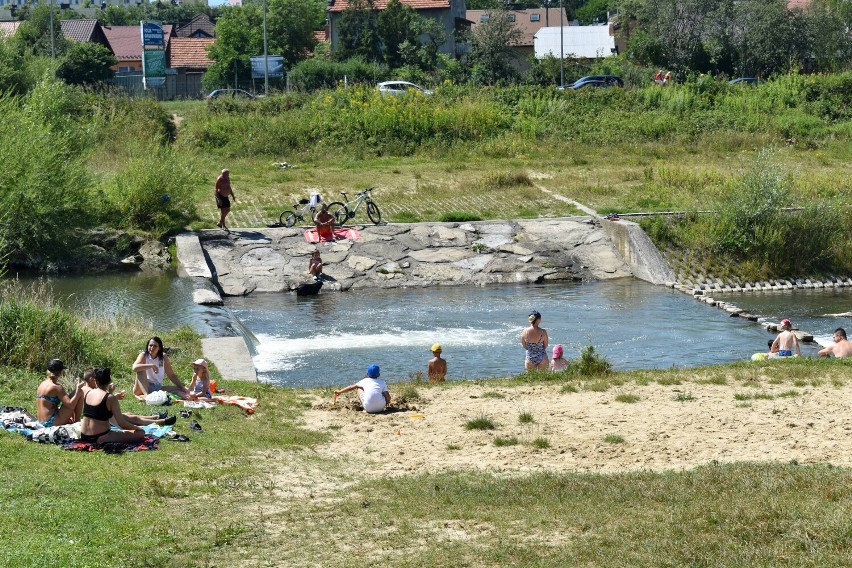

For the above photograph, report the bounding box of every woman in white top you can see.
[132,336,189,400]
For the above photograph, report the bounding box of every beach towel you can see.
[64,435,160,453]
[303,227,361,243]
[212,395,258,415]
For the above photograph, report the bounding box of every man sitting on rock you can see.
[819,328,852,358]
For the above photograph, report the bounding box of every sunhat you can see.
[192,359,209,368]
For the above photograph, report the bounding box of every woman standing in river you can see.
[521,310,549,371]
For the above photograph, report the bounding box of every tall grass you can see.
[181,72,852,159]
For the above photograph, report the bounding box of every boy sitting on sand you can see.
[333,364,390,413]
[771,319,801,357]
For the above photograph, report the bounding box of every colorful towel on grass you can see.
[64,435,160,453]
[212,395,258,415]
[303,227,361,243]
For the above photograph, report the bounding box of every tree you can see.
[467,9,523,85]
[576,0,610,25]
[336,0,382,62]
[735,0,810,76]
[377,0,419,68]
[15,5,69,57]
[205,0,325,89]
[56,42,117,86]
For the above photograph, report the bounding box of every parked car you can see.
[206,88,256,99]
[559,75,624,90]
[377,81,433,96]
[728,77,759,86]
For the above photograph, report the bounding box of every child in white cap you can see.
[188,359,213,401]
[333,364,390,413]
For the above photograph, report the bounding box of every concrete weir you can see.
[175,218,679,380]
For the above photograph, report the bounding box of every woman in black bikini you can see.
[80,368,145,445]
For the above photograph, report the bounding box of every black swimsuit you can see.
[81,391,112,442]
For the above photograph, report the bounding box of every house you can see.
[102,24,174,74]
[535,24,617,60]
[326,0,469,58]
[175,13,215,39]
[168,37,214,97]
[59,19,110,49]
[467,8,570,71]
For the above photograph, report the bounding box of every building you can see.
[467,8,571,72]
[175,13,215,38]
[327,0,468,59]
[168,37,214,97]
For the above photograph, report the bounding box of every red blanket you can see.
[63,435,160,452]
[304,227,361,243]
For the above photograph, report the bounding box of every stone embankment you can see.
[191,218,633,297]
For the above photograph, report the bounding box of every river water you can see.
[9,273,851,388]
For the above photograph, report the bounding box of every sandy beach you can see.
[303,379,852,475]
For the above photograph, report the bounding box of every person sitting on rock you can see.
[307,251,323,281]
[771,319,800,357]
[314,204,335,241]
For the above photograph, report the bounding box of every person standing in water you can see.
[521,310,549,371]
[771,319,801,357]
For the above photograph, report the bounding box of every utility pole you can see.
[559,0,564,88]
[50,0,56,58]
[263,0,269,95]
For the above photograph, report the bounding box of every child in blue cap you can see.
[333,364,391,413]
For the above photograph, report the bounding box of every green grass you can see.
[531,437,550,449]
[493,436,519,447]
[518,411,534,424]
[735,390,799,401]
[604,434,625,444]
[615,394,640,403]
[674,392,696,402]
[481,391,506,399]
[464,415,497,431]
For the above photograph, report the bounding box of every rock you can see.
[497,243,534,256]
[474,234,512,249]
[409,248,475,263]
[138,240,172,271]
[193,289,223,305]
[453,255,493,271]
[120,254,144,266]
[347,255,378,271]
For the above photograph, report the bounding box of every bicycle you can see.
[278,198,317,228]
[327,187,382,226]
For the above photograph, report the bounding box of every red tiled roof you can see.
[328,0,450,13]
[0,21,22,38]
[169,38,215,68]
[103,25,173,61]
[60,19,99,43]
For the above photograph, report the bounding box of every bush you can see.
[439,212,482,222]
[288,56,388,92]
[0,284,106,372]
[100,140,201,236]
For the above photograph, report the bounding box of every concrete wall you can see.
[600,218,675,286]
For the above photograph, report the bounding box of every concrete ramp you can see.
[601,219,676,285]
[202,337,257,382]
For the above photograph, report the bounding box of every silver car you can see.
[376,81,433,96]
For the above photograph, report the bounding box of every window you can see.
[530,14,540,22]
[479,14,489,22]
[507,14,516,22]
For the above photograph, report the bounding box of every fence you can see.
[111,72,206,100]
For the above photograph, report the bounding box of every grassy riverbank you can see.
[4,286,852,566]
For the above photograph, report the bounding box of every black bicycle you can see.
[327,187,382,226]
[278,198,317,227]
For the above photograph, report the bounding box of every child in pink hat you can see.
[188,359,213,401]
[550,344,568,371]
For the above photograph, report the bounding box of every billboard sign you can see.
[141,22,164,46]
[250,56,285,79]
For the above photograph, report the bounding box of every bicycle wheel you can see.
[366,201,382,224]
[280,211,298,227]
[328,201,349,226]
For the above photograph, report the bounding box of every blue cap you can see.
[366,364,380,378]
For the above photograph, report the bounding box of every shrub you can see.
[493,436,519,447]
[440,212,483,222]
[465,415,497,430]
[0,284,106,371]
